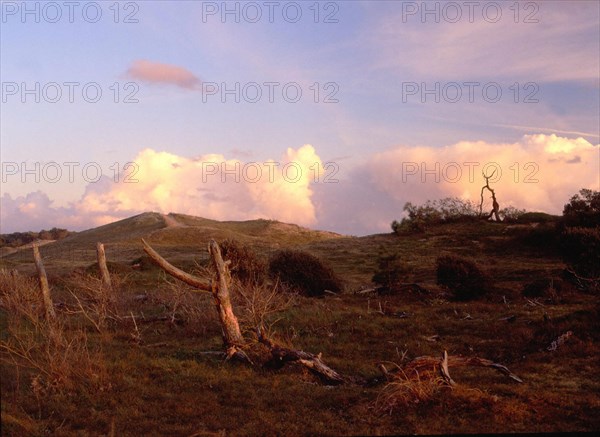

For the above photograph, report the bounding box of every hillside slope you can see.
[0,212,343,273]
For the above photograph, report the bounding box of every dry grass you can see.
[234,279,295,336]
[61,271,128,333]
[0,270,110,395]
[1,219,599,435]
[377,371,449,413]
[152,276,217,335]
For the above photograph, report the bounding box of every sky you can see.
[0,0,599,235]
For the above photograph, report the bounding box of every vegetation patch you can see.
[268,250,343,297]
[436,255,491,300]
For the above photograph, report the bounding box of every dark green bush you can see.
[392,198,480,234]
[559,189,600,284]
[498,206,527,223]
[560,227,600,279]
[436,255,490,300]
[131,255,160,271]
[562,189,600,228]
[268,250,343,297]
[518,223,560,251]
[220,239,267,285]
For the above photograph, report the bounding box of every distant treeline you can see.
[0,228,74,248]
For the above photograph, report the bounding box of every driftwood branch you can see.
[141,238,249,362]
[32,243,55,320]
[142,238,346,378]
[258,328,345,385]
[564,268,600,290]
[440,350,455,386]
[141,239,211,291]
[96,242,112,290]
[385,351,523,384]
[207,240,247,360]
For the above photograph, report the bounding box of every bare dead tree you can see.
[142,238,247,361]
[479,170,501,221]
[141,238,345,383]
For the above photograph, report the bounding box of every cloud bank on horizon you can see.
[1,134,597,235]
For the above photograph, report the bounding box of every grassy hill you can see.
[1,212,598,435]
[0,212,343,274]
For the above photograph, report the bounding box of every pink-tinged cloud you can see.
[126,60,201,89]
[0,191,121,232]
[75,145,322,226]
[2,136,598,235]
[0,145,323,233]
[313,134,599,235]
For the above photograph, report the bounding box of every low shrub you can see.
[498,206,527,223]
[130,255,160,271]
[371,253,411,290]
[522,278,572,299]
[518,223,560,251]
[392,198,480,234]
[435,255,490,300]
[560,226,600,279]
[268,250,343,297]
[516,212,560,224]
[219,239,267,285]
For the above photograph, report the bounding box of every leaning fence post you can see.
[33,243,56,321]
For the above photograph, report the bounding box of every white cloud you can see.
[1,145,323,233]
[2,136,598,235]
[314,134,599,234]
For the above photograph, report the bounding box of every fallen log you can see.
[258,328,345,385]
[547,331,573,351]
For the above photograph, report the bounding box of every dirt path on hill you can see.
[162,214,185,228]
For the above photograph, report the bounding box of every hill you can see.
[0,212,568,293]
[0,212,343,274]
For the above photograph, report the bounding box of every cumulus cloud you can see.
[314,134,599,234]
[125,60,201,90]
[0,145,323,233]
[0,190,119,232]
[2,136,598,235]
[76,145,321,225]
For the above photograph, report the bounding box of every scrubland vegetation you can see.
[0,190,598,435]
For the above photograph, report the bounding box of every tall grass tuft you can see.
[0,269,110,394]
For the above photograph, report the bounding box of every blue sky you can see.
[1,0,599,235]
